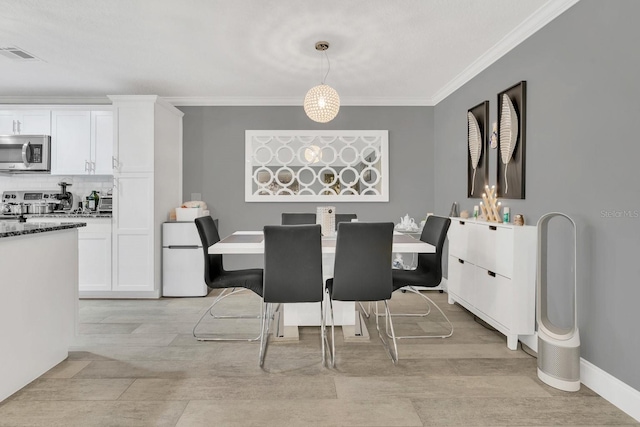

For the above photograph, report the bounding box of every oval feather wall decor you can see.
[467,111,482,195]
[499,93,519,194]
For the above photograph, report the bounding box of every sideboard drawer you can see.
[475,268,512,328]
[448,219,469,260]
[475,224,514,278]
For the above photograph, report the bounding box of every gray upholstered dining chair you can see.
[281,212,316,225]
[389,215,453,339]
[326,221,398,365]
[335,213,357,227]
[192,216,264,341]
[260,224,328,367]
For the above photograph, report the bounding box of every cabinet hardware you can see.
[167,245,199,249]
[488,271,496,277]
[458,259,464,264]
[459,221,465,225]
[489,225,497,231]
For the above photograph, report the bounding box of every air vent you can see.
[0,46,40,61]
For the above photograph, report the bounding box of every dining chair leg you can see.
[375,300,398,364]
[385,289,454,340]
[320,300,326,367]
[193,288,262,341]
[328,297,336,368]
[376,286,432,318]
[258,302,270,367]
[357,301,371,318]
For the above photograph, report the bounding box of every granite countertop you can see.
[28,212,112,218]
[0,221,87,239]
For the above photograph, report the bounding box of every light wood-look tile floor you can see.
[1,291,637,426]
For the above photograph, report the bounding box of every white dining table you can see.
[209,230,435,339]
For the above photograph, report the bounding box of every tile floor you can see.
[0,291,637,426]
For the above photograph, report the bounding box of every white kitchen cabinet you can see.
[0,110,51,135]
[109,95,183,298]
[447,218,536,350]
[92,111,114,175]
[51,109,113,175]
[111,173,154,292]
[26,217,112,295]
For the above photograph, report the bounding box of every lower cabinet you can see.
[27,217,112,295]
[447,218,536,350]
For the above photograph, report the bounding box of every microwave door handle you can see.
[21,141,31,167]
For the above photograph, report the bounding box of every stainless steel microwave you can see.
[0,135,51,173]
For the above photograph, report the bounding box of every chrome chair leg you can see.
[193,288,262,341]
[375,286,431,317]
[258,302,270,367]
[328,297,336,368]
[375,300,398,364]
[385,288,453,340]
[357,301,371,318]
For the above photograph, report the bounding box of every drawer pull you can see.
[459,221,465,225]
[458,259,464,264]
[489,225,497,231]
[487,271,496,277]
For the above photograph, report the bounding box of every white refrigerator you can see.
[162,221,208,297]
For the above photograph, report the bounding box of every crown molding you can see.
[166,96,434,107]
[432,0,581,105]
[0,96,111,105]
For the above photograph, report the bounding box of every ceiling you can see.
[0,0,578,106]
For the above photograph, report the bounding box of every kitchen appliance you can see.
[162,221,209,297]
[98,195,113,212]
[1,190,65,219]
[536,212,581,392]
[56,181,74,211]
[0,135,51,173]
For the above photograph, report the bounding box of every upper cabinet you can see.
[51,109,113,175]
[0,110,51,135]
[110,98,155,173]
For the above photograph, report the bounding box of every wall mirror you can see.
[245,130,389,202]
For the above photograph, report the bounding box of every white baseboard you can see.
[79,290,161,299]
[580,358,640,422]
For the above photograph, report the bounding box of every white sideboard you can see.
[447,217,536,350]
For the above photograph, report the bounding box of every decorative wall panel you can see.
[245,130,389,202]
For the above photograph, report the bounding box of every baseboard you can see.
[580,358,640,422]
[79,290,161,299]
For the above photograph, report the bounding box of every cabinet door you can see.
[78,231,112,292]
[113,104,154,173]
[51,110,91,175]
[448,219,469,260]
[91,111,113,175]
[475,269,511,329]
[19,110,51,135]
[112,174,154,291]
[0,111,16,134]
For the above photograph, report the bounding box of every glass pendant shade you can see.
[304,84,340,123]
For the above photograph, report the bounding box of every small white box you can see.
[175,207,203,222]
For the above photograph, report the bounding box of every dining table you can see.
[209,230,435,339]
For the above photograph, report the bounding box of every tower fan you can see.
[536,212,580,392]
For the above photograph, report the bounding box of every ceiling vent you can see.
[0,46,40,61]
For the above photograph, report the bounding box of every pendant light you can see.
[304,41,340,123]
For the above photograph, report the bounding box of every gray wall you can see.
[180,105,435,268]
[434,0,640,389]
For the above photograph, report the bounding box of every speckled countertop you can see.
[0,221,87,239]
[29,213,112,218]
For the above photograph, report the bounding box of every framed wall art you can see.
[497,81,527,199]
[467,100,489,198]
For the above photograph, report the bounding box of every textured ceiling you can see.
[0,0,577,105]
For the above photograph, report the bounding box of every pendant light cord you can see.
[320,51,331,85]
